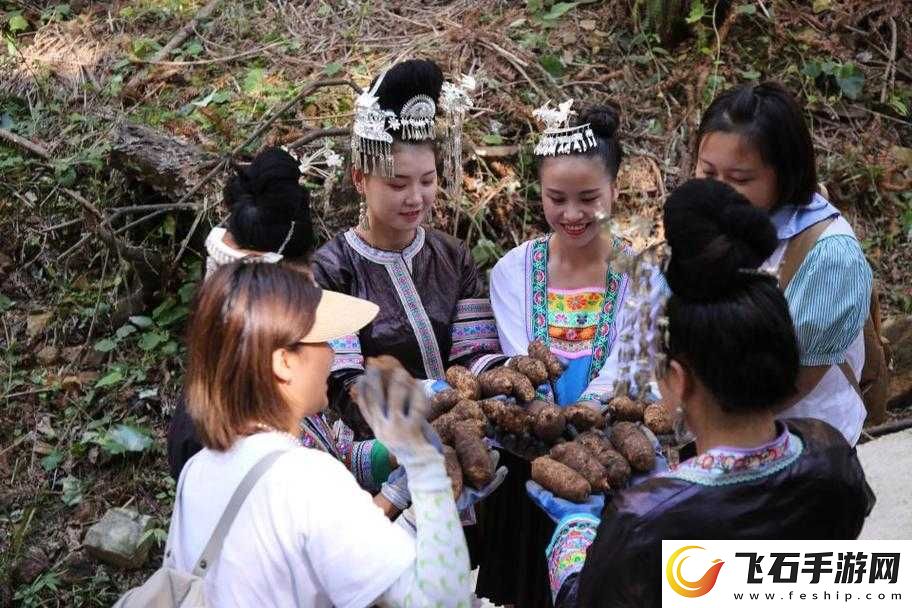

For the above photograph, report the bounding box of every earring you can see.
[358,198,370,230]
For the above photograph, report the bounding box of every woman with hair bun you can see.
[312,59,507,519]
[695,82,876,445]
[527,178,873,608]
[480,102,647,607]
[204,147,314,276]
[168,148,398,500]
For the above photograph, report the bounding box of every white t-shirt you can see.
[166,432,415,608]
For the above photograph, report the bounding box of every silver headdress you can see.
[439,74,476,202]
[351,69,438,178]
[532,99,597,157]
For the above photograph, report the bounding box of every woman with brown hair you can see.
[166,261,471,607]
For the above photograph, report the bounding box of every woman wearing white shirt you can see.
[167,261,470,607]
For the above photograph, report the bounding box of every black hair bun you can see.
[224,147,313,256]
[578,104,620,139]
[663,178,778,301]
[373,59,444,114]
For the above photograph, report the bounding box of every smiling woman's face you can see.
[540,155,617,249]
[357,143,437,232]
[695,131,779,211]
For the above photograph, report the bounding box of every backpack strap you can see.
[778,217,836,290]
[191,450,287,577]
[837,361,864,401]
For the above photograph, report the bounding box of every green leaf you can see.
[94,338,117,353]
[178,282,197,304]
[243,67,267,95]
[812,0,831,13]
[541,2,578,21]
[61,476,83,506]
[526,0,544,14]
[94,370,123,388]
[115,324,137,340]
[0,293,12,313]
[483,133,504,145]
[41,449,65,471]
[471,238,500,268]
[8,13,29,32]
[129,315,153,328]
[139,331,168,351]
[835,63,864,100]
[539,54,564,78]
[801,61,822,79]
[686,0,705,23]
[105,424,153,454]
[182,40,203,57]
[323,62,342,77]
[739,68,761,81]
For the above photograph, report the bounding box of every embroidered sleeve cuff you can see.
[800,351,847,366]
[546,514,599,602]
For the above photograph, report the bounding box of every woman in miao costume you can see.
[476,102,635,607]
[311,59,506,520]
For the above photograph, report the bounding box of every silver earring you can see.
[359,198,370,230]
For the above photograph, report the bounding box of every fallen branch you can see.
[288,127,350,149]
[0,127,51,159]
[136,41,283,66]
[125,0,223,92]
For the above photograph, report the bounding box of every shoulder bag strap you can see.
[191,450,287,577]
[778,218,835,290]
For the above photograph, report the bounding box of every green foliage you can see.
[802,59,865,100]
[7,12,29,33]
[14,571,62,607]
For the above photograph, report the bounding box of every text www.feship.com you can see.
[732,591,903,601]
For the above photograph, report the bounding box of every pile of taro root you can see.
[417,340,675,503]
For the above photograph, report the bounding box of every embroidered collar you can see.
[663,422,803,486]
[344,227,426,265]
[769,193,840,240]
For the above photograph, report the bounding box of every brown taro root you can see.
[502,368,536,402]
[609,396,645,422]
[433,411,486,445]
[454,423,494,489]
[550,442,609,492]
[508,355,549,386]
[531,456,590,503]
[609,422,656,473]
[564,404,605,431]
[644,403,673,435]
[528,339,564,380]
[477,368,513,397]
[446,365,481,400]
[428,388,461,421]
[443,445,464,499]
[576,431,631,489]
[451,399,486,422]
[532,403,566,442]
[480,399,530,435]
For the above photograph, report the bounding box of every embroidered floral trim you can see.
[663,425,804,487]
[449,338,502,361]
[546,515,599,601]
[454,298,494,321]
[549,325,598,342]
[330,353,364,372]
[329,333,361,353]
[300,415,342,460]
[469,353,510,375]
[452,320,499,341]
[529,236,625,381]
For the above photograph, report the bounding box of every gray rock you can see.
[83,508,154,570]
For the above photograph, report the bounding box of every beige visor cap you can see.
[300,289,378,343]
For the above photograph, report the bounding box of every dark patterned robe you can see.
[555,418,874,607]
[312,226,504,439]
